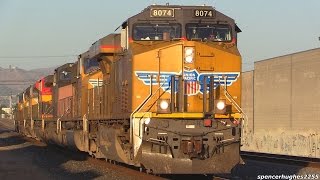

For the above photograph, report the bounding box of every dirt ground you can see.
[0,119,162,180]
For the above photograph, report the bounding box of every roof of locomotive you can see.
[40,75,54,87]
[133,5,234,21]
[142,4,222,13]
[87,33,121,59]
[53,63,77,87]
[122,4,241,32]
[54,63,74,72]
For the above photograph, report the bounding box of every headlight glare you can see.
[184,47,194,63]
[185,48,194,56]
[216,101,225,110]
[157,99,171,113]
[185,56,193,63]
[144,118,151,125]
[160,100,169,110]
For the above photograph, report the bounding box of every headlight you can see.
[216,101,225,110]
[160,100,169,110]
[185,48,194,56]
[185,56,193,63]
[144,118,151,125]
[184,47,194,63]
[157,99,171,113]
[214,99,227,114]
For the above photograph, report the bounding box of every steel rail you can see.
[241,151,320,169]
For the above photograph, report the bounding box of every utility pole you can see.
[30,86,34,130]
[9,95,12,120]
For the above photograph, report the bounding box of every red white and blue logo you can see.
[135,69,239,96]
[183,69,200,96]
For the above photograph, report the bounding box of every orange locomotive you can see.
[15,4,245,174]
[15,75,54,136]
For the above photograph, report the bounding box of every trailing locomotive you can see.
[14,4,245,174]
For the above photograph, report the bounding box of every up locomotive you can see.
[14,4,244,174]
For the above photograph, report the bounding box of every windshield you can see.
[186,24,232,42]
[133,23,181,41]
[59,70,71,81]
[84,58,100,74]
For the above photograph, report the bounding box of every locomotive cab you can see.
[77,50,104,120]
[123,5,242,115]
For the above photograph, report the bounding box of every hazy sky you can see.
[0,0,319,71]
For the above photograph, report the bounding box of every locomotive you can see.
[15,4,245,174]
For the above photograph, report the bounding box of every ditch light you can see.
[157,99,171,113]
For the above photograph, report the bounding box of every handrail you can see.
[43,104,53,117]
[56,107,71,133]
[129,44,182,144]
[130,75,153,144]
[130,74,170,143]
[219,76,248,135]
[224,86,249,133]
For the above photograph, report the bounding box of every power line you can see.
[0,80,35,85]
[0,83,33,85]
[0,81,35,85]
[0,55,77,59]
[0,80,35,82]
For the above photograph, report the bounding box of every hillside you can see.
[0,66,56,106]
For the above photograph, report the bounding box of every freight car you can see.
[15,4,245,174]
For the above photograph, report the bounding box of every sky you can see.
[0,0,319,71]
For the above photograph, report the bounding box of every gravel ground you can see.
[0,119,163,180]
[232,159,320,179]
[1,119,319,180]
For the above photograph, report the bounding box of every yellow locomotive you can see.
[15,4,244,174]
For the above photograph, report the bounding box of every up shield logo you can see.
[183,69,200,96]
[88,79,103,88]
[135,69,239,96]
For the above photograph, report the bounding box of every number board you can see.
[150,8,175,18]
[194,9,215,18]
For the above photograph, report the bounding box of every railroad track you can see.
[241,151,320,169]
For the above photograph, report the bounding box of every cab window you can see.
[133,23,181,41]
[186,24,232,42]
[84,58,100,74]
[59,70,71,81]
